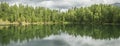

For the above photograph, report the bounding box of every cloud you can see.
[0,0,120,9]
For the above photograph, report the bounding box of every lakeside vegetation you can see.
[0,3,120,24]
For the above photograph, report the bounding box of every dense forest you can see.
[0,3,120,24]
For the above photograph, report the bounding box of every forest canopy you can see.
[0,3,120,24]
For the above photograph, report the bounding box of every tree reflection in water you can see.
[0,24,120,46]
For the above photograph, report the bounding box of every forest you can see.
[0,3,120,24]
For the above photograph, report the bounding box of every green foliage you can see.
[0,3,120,24]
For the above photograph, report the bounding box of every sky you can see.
[0,0,120,10]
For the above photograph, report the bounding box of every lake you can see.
[0,24,120,46]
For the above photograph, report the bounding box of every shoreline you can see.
[0,22,70,25]
[0,21,120,25]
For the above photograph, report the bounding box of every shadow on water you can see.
[0,24,120,46]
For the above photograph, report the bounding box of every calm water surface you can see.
[0,24,120,46]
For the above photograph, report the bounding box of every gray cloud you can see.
[0,0,120,9]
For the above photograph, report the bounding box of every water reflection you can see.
[6,33,120,46]
[0,24,120,46]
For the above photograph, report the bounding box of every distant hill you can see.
[112,3,120,7]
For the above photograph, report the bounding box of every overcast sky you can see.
[0,0,120,10]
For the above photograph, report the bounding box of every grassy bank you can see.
[0,21,71,25]
[0,19,120,25]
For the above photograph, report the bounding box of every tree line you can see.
[0,3,120,24]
